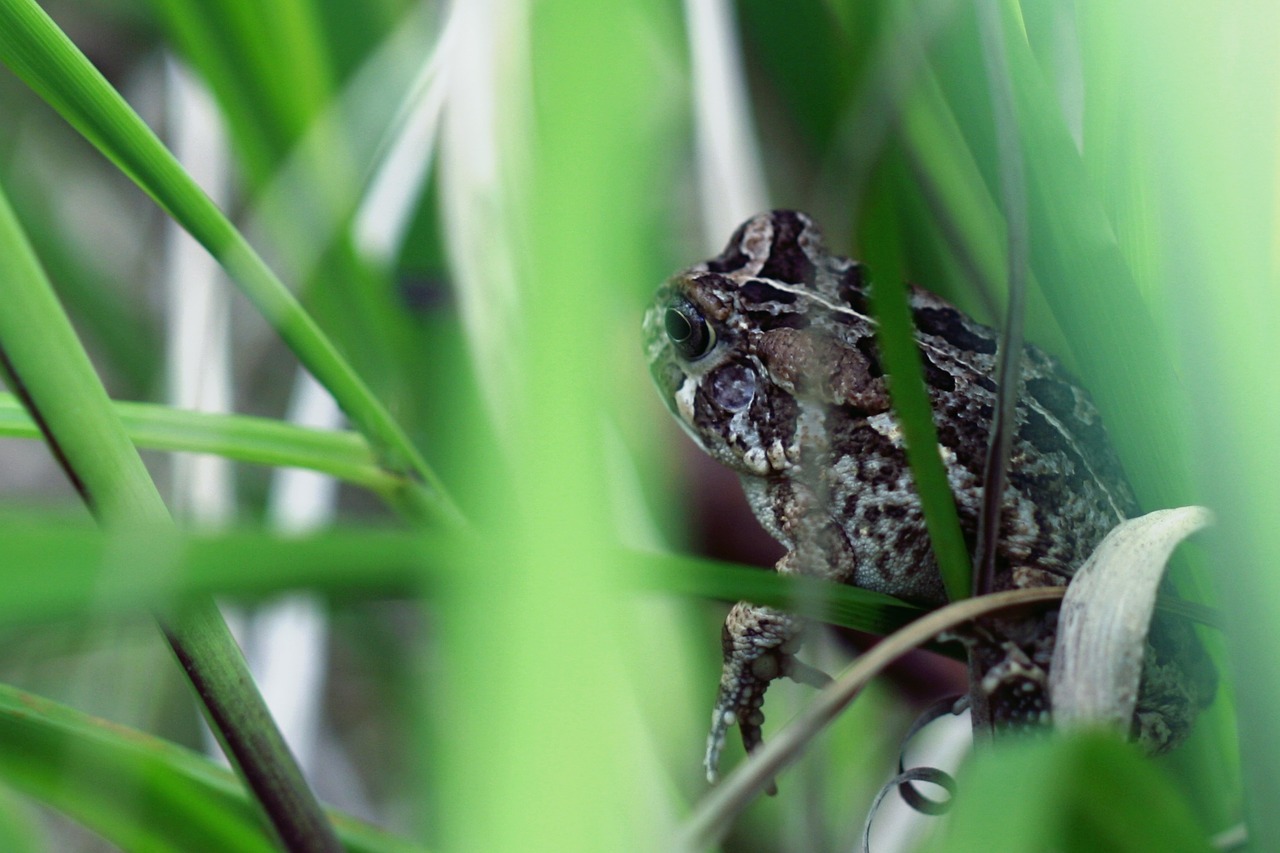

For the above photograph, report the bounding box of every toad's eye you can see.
[664,298,716,361]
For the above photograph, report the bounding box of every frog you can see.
[642,210,1215,780]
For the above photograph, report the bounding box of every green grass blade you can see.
[970,0,1030,601]
[0,175,340,851]
[0,683,425,853]
[1116,1,1280,845]
[0,392,396,493]
[0,0,459,526]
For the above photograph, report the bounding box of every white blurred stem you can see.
[684,0,769,245]
[243,1,445,287]
[354,2,456,266]
[253,365,376,818]
[254,370,342,779]
[163,60,336,786]
[163,58,248,766]
[437,0,529,431]
[164,59,234,525]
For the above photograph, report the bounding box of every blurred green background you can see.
[0,0,1273,850]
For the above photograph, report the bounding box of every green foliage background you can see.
[0,0,1272,850]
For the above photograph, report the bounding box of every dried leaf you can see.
[1049,506,1215,733]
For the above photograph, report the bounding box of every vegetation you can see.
[0,0,1272,849]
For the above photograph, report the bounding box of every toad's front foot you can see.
[704,602,831,784]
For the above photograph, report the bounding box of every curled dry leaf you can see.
[1049,506,1216,735]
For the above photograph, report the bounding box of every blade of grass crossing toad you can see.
[0,517,921,635]
[859,184,973,602]
[972,0,1030,600]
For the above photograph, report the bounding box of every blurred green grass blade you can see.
[637,554,925,637]
[147,0,333,187]
[0,161,160,395]
[430,1,670,848]
[899,64,1075,362]
[1120,1,1280,845]
[0,0,459,526]
[924,733,1211,852]
[0,522,433,622]
[982,0,1191,511]
[0,683,424,853]
[0,515,922,638]
[0,787,43,852]
[0,515,1204,664]
[0,392,396,493]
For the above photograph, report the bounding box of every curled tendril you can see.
[861,695,966,853]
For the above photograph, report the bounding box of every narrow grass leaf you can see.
[0,683,424,853]
[638,553,925,637]
[862,212,973,601]
[0,393,396,494]
[971,0,1029,599]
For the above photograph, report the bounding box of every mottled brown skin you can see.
[643,210,1214,780]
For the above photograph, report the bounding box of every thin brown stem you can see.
[970,0,1031,738]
